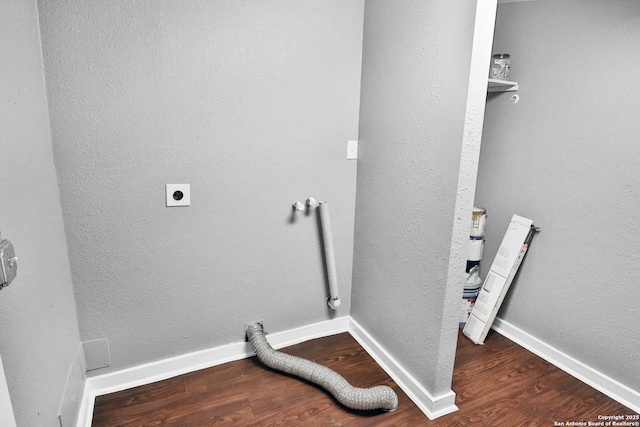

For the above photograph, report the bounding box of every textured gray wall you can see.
[352,0,476,397]
[38,0,364,374]
[0,1,83,425]
[476,0,640,392]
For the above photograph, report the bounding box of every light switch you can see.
[166,184,190,207]
[347,140,358,160]
[0,238,17,289]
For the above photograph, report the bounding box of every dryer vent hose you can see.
[245,323,398,412]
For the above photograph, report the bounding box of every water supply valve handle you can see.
[306,197,319,209]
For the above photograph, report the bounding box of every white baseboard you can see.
[75,334,256,427]
[76,315,640,427]
[492,317,640,414]
[348,317,458,419]
[76,315,454,427]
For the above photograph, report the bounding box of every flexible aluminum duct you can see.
[245,323,398,412]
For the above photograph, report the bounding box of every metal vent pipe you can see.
[246,323,398,412]
[318,201,340,309]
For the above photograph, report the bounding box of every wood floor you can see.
[92,330,637,426]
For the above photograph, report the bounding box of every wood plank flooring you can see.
[92,330,637,426]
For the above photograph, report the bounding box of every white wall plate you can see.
[166,184,190,207]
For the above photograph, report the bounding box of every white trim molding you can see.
[76,316,454,427]
[492,317,640,414]
[76,315,640,427]
[348,318,458,419]
[75,336,255,427]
